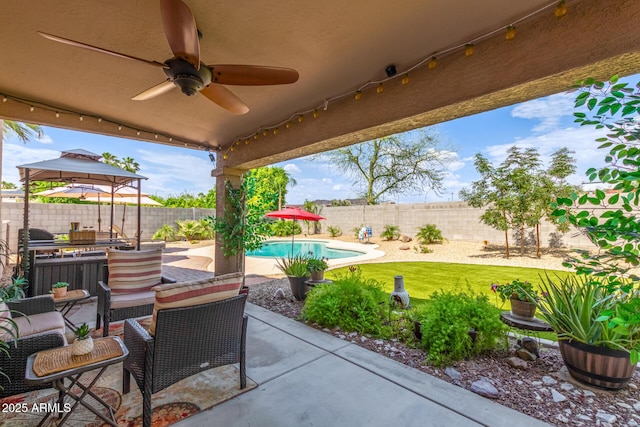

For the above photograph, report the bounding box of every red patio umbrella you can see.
[265,207,326,253]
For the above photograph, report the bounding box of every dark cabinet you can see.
[30,255,107,296]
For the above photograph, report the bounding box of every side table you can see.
[25,336,128,427]
[500,311,553,333]
[54,289,90,332]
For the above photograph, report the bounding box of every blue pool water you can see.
[246,240,364,259]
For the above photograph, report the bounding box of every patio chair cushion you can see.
[149,272,243,335]
[0,301,12,334]
[1,311,67,344]
[109,290,156,310]
[107,248,163,295]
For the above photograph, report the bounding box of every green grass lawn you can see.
[326,261,571,308]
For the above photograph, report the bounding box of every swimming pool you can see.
[246,240,365,259]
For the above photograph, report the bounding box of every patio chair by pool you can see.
[123,290,247,427]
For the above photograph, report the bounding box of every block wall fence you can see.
[2,202,215,253]
[2,201,596,254]
[317,202,594,249]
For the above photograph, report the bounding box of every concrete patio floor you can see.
[63,245,551,427]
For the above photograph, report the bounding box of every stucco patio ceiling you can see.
[1,0,639,171]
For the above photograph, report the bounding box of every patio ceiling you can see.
[1,0,639,172]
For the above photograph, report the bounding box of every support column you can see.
[213,167,246,275]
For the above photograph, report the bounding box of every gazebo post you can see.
[136,178,141,250]
[20,168,30,283]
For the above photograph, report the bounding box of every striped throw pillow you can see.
[149,272,243,335]
[107,248,163,295]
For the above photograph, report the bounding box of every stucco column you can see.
[212,166,247,275]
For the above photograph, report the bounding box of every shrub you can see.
[415,224,445,244]
[152,224,177,241]
[414,289,506,367]
[327,225,342,237]
[301,268,390,337]
[175,219,213,241]
[380,225,401,241]
[271,220,302,237]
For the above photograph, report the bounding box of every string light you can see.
[118,125,122,131]
[464,43,474,57]
[401,74,410,85]
[428,56,437,69]
[354,90,362,100]
[273,127,279,135]
[297,114,304,123]
[79,115,83,121]
[253,134,259,140]
[223,153,228,160]
[505,25,516,40]
[29,106,35,112]
[313,109,320,118]
[555,0,567,17]
[285,121,292,129]
[2,96,7,103]
[55,112,60,118]
[137,130,141,136]
[376,84,384,94]
[262,130,268,137]
[97,117,102,123]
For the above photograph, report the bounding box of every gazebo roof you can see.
[17,149,146,186]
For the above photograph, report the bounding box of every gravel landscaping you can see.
[247,239,640,427]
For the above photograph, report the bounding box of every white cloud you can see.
[322,178,333,184]
[283,163,301,174]
[332,184,343,190]
[511,93,575,133]
[37,134,54,144]
[1,143,61,186]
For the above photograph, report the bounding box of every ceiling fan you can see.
[38,0,299,115]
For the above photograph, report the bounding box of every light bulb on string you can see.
[355,90,362,100]
[285,121,292,129]
[298,115,304,123]
[464,44,474,57]
[376,84,384,94]
[555,0,567,17]
[55,112,60,118]
[169,137,173,142]
[428,56,437,69]
[97,118,102,123]
[273,127,280,135]
[79,115,83,121]
[29,106,35,112]
[2,96,7,103]
[118,125,122,131]
[313,109,319,118]
[402,74,410,85]
[223,153,228,160]
[253,134,259,141]
[262,130,268,137]
[136,131,141,136]
[505,25,516,40]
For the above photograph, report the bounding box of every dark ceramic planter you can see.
[559,340,634,390]
[288,276,312,301]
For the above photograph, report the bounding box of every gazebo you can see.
[16,149,146,282]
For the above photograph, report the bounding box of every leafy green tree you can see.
[460,146,576,257]
[320,130,455,204]
[157,189,216,208]
[246,166,295,211]
[553,75,640,280]
[380,225,401,241]
[302,199,322,234]
[101,152,140,173]
[1,181,17,189]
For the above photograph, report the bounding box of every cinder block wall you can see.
[319,202,594,248]
[2,202,214,253]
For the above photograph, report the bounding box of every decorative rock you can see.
[531,381,543,387]
[576,414,592,422]
[273,288,286,300]
[517,337,540,357]
[337,334,346,340]
[516,348,537,361]
[617,402,632,410]
[445,367,462,380]
[555,414,569,423]
[583,390,595,397]
[542,376,558,386]
[629,419,639,427]
[348,332,358,338]
[360,336,368,343]
[470,378,499,399]
[595,412,617,424]
[374,339,384,346]
[560,382,574,392]
[551,389,567,403]
[506,357,528,370]
[629,383,638,390]
[400,235,412,243]
[634,401,640,412]
[399,245,410,250]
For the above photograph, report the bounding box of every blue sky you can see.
[2,79,630,204]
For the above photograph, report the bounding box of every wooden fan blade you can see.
[209,65,299,86]
[37,31,167,68]
[200,84,249,115]
[160,0,200,70]
[132,80,176,101]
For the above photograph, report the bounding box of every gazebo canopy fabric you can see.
[17,149,146,186]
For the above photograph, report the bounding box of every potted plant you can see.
[535,274,638,389]
[307,256,328,282]
[491,279,538,320]
[50,281,69,298]
[71,323,94,356]
[275,254,311,301]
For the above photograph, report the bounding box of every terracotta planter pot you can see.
[559,340,634,390]
[310,271,325,282]
[288,276,311,301]
[510,298,536,320]
[52,286,68,298]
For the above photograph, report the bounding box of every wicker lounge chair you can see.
[123,294,247,427]
[0,295,67,398]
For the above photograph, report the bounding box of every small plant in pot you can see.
[491,279,538,320]
[276,254,311,301]
[72,323,94,356]
[50,281,69,298]
[307,256,328,282]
